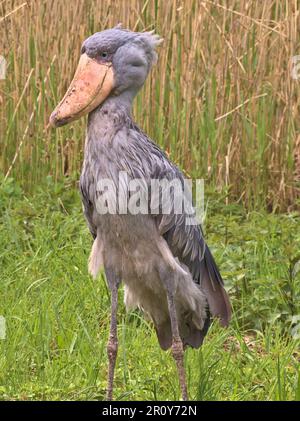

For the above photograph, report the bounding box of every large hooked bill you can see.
[50,53,114,127]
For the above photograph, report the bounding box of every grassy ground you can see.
[0,176,299,401]
[1,0,300,210]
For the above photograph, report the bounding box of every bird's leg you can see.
[105,268,121,401]
[166,289,188,401]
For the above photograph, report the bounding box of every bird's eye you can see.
[100,52,108,59]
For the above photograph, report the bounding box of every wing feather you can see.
[131,126,231,327]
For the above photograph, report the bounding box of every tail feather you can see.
[155,312,210,350]
[153,272,211,350]
[200,245,231,327]
[153,245,231,351]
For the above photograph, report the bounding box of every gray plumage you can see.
[51,26,231,400]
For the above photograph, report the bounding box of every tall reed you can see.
[0,0,299,210]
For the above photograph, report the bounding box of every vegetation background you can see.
[0,0,300,401]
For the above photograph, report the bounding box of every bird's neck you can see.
[86,92,136,147]
[88,90,134,127]
[105,90,135,115]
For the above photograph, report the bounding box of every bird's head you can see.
[50,26,162,127]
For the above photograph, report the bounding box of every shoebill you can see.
[50,26,231,401]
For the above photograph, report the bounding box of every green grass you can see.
[0,175,300,401]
